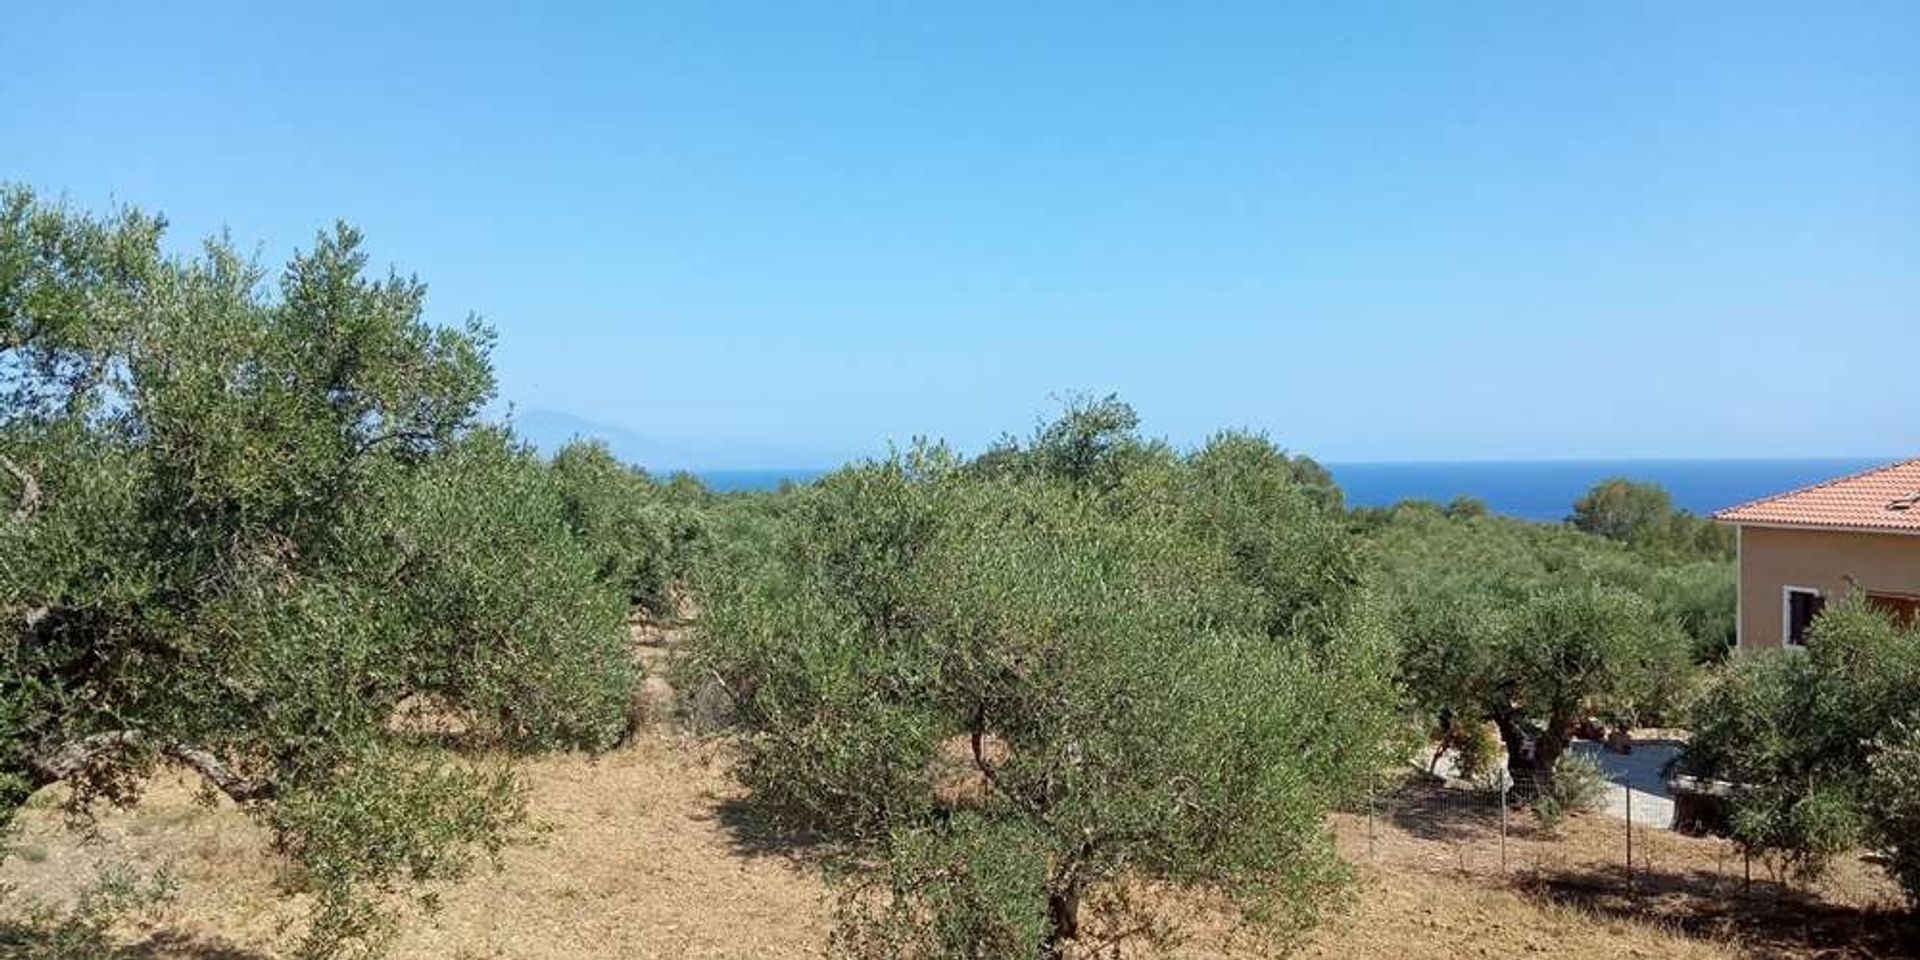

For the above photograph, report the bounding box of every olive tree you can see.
[1495,585,1685,793]
[549,438,706,619]
[1569,477,1674,543]
[0,188,633,956]
[1868,724,1920,905]
[1570,477,1731,559]
[1681,597,1920,897]
[1375,508,1693,799]
[693,408,1401,958]
[1183,430,1355,638]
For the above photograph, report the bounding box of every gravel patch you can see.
[1570,737,1681,829]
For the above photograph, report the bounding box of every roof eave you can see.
[1713,518,1920,537]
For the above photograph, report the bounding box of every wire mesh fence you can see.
[1344,754,1906,921]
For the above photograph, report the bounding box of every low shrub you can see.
[0,863,175,960]
[1452,720,1503,785]
[1532,752,1609,830]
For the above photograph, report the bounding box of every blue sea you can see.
[696,458,1893,523]
[1326,459,1888,522]
[694,469,830,494]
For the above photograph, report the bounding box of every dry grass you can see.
[2,739,832,959]
[388,739,832,959]
[3,624,1909,960]
[1331,778,1916,959]
[1298,864,1735,960]
[7,741,1912,958]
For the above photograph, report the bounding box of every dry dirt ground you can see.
[9,741,1913,959]
[2,627,1911,958]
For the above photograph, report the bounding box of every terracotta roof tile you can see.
[1715,457,1920,534]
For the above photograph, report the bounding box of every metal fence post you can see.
[1499,777,1509,874]
[1625,784,1635,896]
[1367,773,1376,862]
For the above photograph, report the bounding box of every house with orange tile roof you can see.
[1714,458,1920,650]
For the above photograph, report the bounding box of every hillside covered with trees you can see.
[4,191,1914,958]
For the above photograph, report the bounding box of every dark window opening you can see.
[1868,592,1920,628]
[1787,588,1825,647]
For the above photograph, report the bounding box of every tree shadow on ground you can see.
[0,923,271,959]
[1516,862,1920,958]
[1385,769,1920,956]
[1382,777,1551,845]
[118,930,274,960]
[706,793,839,863]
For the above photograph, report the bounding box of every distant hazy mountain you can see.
[503,407,825,473]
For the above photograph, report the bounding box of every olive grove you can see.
[1365,494,1712,806]
[0,188,649,956]
[690,397,1402,958]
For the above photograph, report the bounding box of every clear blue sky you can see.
[5,2,1915,467]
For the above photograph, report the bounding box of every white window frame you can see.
[1782,585,1823,649]
[1733,527,1744,649]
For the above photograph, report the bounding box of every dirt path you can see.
[389,741,831,959]
[390,617,831,959]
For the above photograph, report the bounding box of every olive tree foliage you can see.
[1649,559,1738,663]
[1369,506,1694,799]
[549,438,707,619]
[1868,724,1920,905]
[0,188,632,956]
[1680,597,1920,900]
[967,393,1158,492]
[1400,579,1684,799]
[372,429,635,747]
[691,400,1400,958]
[1569,478,1675,543]
[1569,477,1732,560]
[1183,430,1356,638]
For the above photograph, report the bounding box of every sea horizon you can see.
[693,455,1906,522]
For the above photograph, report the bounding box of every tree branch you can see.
[163,742,277,801]
[349,429,435,461]
[25,732,276,802]
[0,454,39,522]
[313,429,439,513]
[27,731,142,786]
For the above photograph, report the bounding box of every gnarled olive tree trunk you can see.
[1492,709,1572,799]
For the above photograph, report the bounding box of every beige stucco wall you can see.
[1736,525,1920,649]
